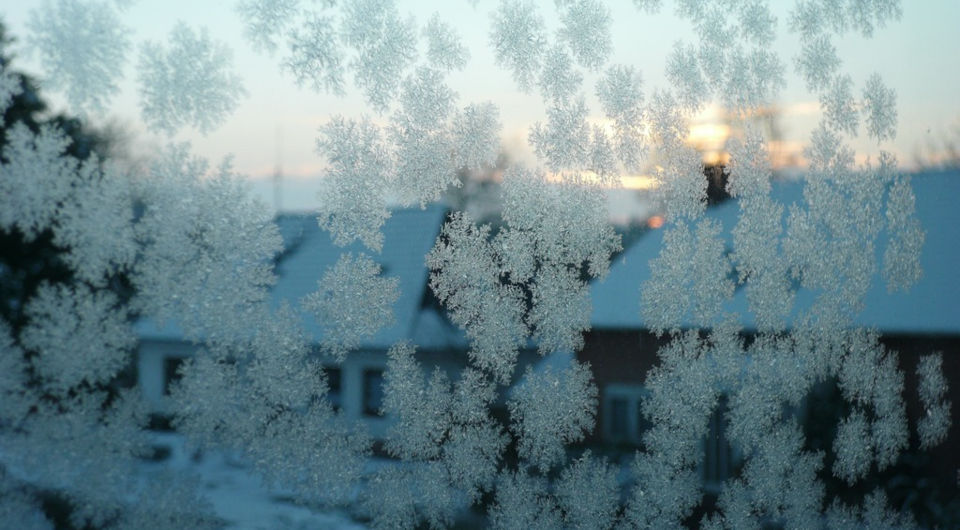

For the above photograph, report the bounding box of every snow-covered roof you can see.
[271,205,447,348]
[409,307,470,350]
[138,205,450,348]
[591,170,960,335]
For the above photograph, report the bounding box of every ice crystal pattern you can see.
[0,0,952,529]
[137,22,246,135]
[26,0,131,115]
[302,252,400,360]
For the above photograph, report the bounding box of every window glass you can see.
[609,397,628,439]
[162,357,184,396]
[703,395,732,483]
[363,369,384,417]
[636,402,652,441]
[324,366,342,412]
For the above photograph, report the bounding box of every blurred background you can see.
[1,0,958,221]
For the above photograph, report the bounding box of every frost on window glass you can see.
[490,0,547,92]
[341,0,418,112]
[26,0,130,115]
[21,283,134,395]
[424,13,469,72]
[315,116,393,251]
[282,13,346,95]
[137,22,246,135]
[556,0,612,72]
[235,0,301,55]
[0,0,953,528]
[452,101,501,171]
[427,212,528,382]
[302,252,400,360]
[390,66,459,206]
[596,64,646,171]
[508,361,598,472]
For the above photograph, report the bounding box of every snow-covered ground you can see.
[141,432,366,530]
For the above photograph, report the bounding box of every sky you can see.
[2,0,959,212]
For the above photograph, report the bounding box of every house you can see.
[136,204,471,438]
[582,170,960,489]
[135,171,959,493]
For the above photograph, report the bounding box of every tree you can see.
[0,1,952,528]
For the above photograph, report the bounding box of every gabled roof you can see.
[591,170,960,335]
[138,205,450,347]
[271,205,448,349]
[410,307,470,350]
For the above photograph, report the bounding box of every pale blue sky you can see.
[3,0,959,207]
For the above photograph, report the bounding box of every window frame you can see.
[602,383,650,446]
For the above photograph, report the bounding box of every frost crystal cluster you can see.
[0,0,953,529]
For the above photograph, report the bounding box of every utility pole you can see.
[273,125,283,213]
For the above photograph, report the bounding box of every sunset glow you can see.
[621,174,660,190]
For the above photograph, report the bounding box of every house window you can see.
[703,395,734,485]
[636,403,652,441]
[362,369,384,417]
[163,357,185,396]
[609,397,629,439]
[603,384,649,445]
[324,367,342,412]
